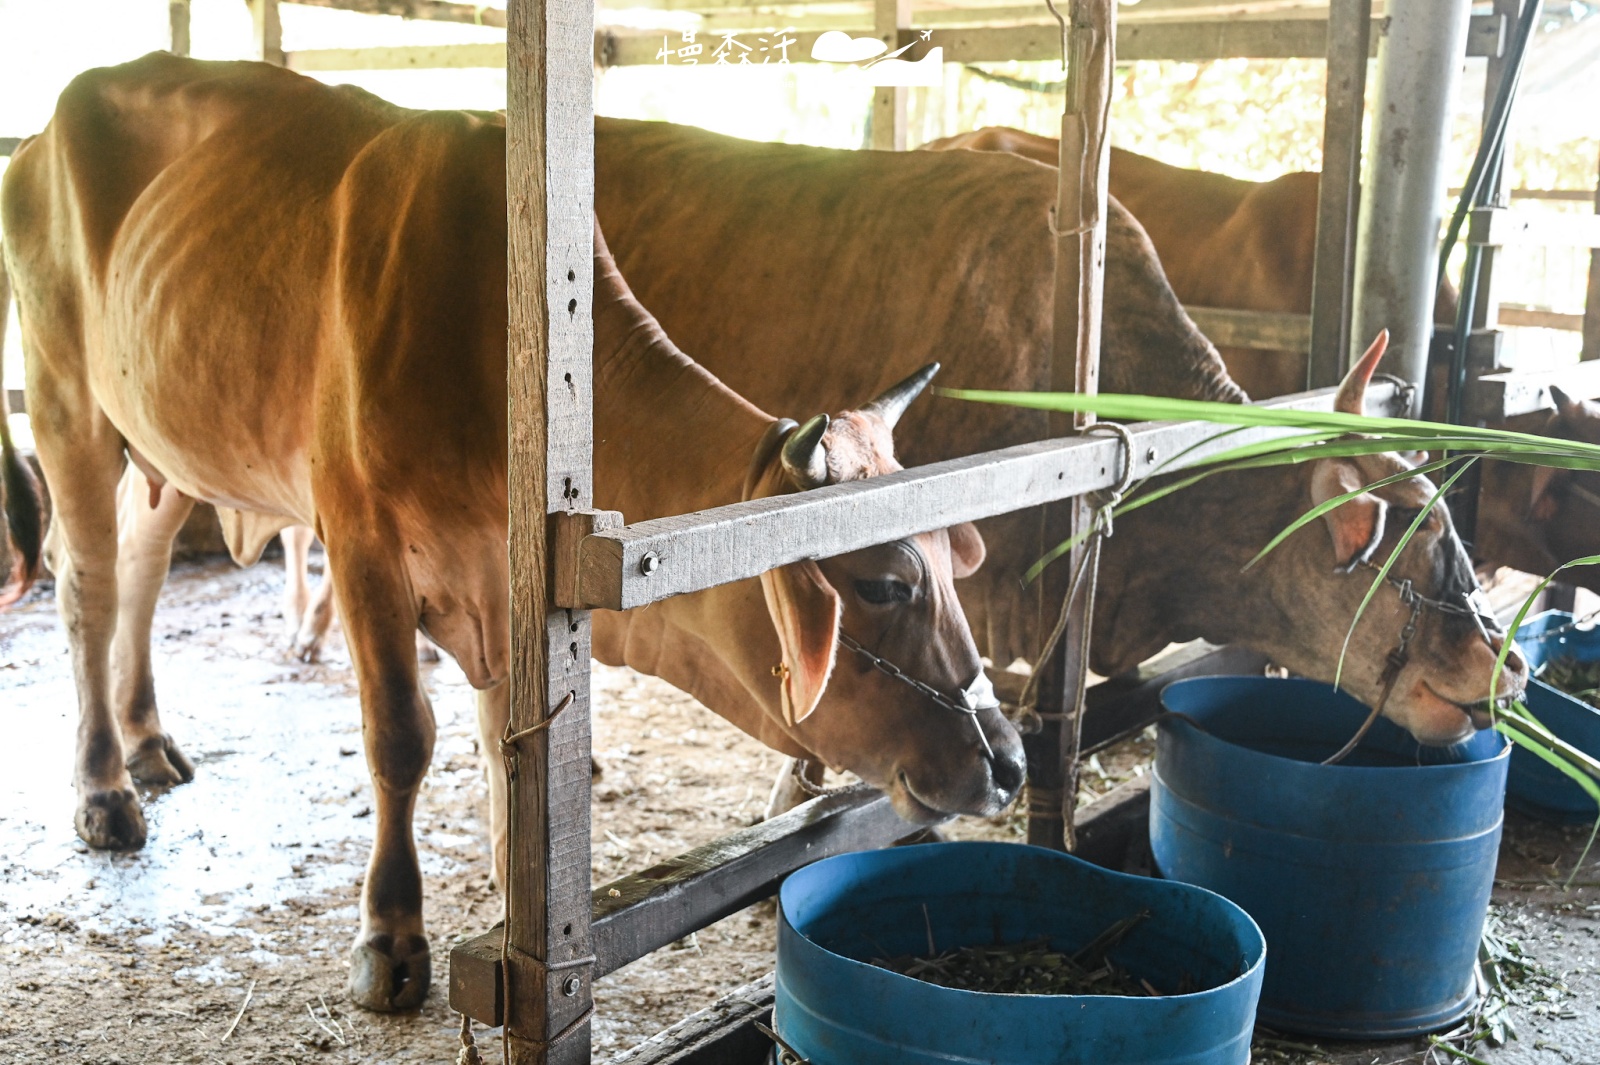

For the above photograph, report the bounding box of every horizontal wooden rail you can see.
[1469,207,1600,250]
[1496,305,1586,333]
[450,640,1249,1027]
[1468,360,1600,421]
[567,381,1404,611]
[1185,306,1312,353]
[0,136,21,156]
[285,14,1505,72]
[609,973,777,1065]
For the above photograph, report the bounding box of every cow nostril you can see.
[988,748,1025,795]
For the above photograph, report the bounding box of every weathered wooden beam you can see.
[608,974,777,1065]
[286,15,1507,72]
[289,0,507,27]
[1307,0,1370,390]
[1587,148,1600,362]
[1467,361,1600,421]
[450,787,915,1026]
[0,137,21,157]
[564,381,1405,612]
[500,0,596,1061]
[1081,642,1269,756]
[1495,305,1585,333]
[5,390,25,416]
[1468,207,1600,250]
[1186,306,1312,353]
[250,0,285,66]
[169,0,191,56]
[870,0,911,150]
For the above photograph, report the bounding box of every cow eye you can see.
[854,579,914,605]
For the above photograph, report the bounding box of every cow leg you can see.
[326,532,435,1011]
[281,525,338,662]
[33,407,145,850]
[111,466,197,786]
[475,681,510,891]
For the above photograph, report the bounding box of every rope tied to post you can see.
[1008,422,1135,734]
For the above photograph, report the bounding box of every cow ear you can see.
[759,561,841,725]
[1530,465,1562,522]
[1310,459,1387,571]
[948,522,986,578]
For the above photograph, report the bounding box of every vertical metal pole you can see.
[504,1,595,1063]
[1027,0,1114,853]
[169,0,190,57]
[1470,0,1522,343]
[1306,0,1371,390]
[1584,147,1600,361]
[871,0,910,150]
[1352,0,1474,407]
[249,0,283,66]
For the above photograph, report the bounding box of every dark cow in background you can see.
[1,55,1020,1011]
[593,116,1526,748]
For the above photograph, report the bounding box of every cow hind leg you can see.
[112,466,197,786]
[475,681,509,892]
[326,525,435,1011]
[34,406,146,850]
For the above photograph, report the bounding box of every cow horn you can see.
[1335,331,1388,415]
[863,362,941,429]
[781,414,830,489]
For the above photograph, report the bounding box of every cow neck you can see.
[591,250,773,522]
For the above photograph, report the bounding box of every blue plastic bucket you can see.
[1153,676,1509,1039]
[774,841,1265,1065]
[1511,611,1600,823]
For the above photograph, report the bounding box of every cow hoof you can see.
[76,788,147,850]
[127,733,196,786]
[292,630,324,664]
[348,933,431,1012]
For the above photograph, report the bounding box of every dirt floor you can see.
[1,555,1595,1065]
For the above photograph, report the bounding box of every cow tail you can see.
[0,246,46,607]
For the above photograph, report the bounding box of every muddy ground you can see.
[1,555,1595,1065]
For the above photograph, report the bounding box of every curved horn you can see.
[781,414,830,489]
[1335,331,1388,415]
[863,362,941,429]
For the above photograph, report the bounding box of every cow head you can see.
[741,365,1025,822]
[1232,334,1527,744]
[1476,386,1600,595]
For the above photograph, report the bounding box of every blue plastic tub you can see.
[1153,676,1509,1039]
[774,841,1265,1065]
[1512,611,1600,823]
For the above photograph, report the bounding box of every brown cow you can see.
[0,253,46,608]
[593,117,1526,748]
[924,126,1458,399]
[1,55,1021,1011]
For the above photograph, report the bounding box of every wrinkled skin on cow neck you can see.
[593,116,1525,748]
[0,55,1020,1013]
[923,125,1460,401]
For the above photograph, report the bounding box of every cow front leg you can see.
[111,467,197,786]
[34,411,144,850]
[327,532,435,1011]
[475,681,509,891]
[281,525,336,662]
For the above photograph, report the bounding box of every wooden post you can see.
[1470,0,1521,347]
[169,0,190,57]
[1306,0,1371,389]
[1584,146,1600,361]
[870,0,910,150]
[503,1,595,1063]
[1026,0,1114,853]
[250,0,284,66]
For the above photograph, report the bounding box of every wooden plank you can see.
[5,390,24,416]
[608,975,775,1065]
[1468,207,1600,250]
[1495,305,1585,332]
[1467,360,1600,421]
[288,42,507,69]
[501,0,597,1061]
[1185,306,1312,353]
[1307,0,1370,390]
[568,380,1406,612]
[1081,643,1270,756]
[450,787,915,1026]
[169,0,191,57]
[871,0,911,150]
[1071,775,1153,871]
[0,137,20,157]
[250,0,284,66]
[292,0,507,26]
[1585,148,1600,361]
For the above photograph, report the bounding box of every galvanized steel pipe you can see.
[1352,0,1475,412]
